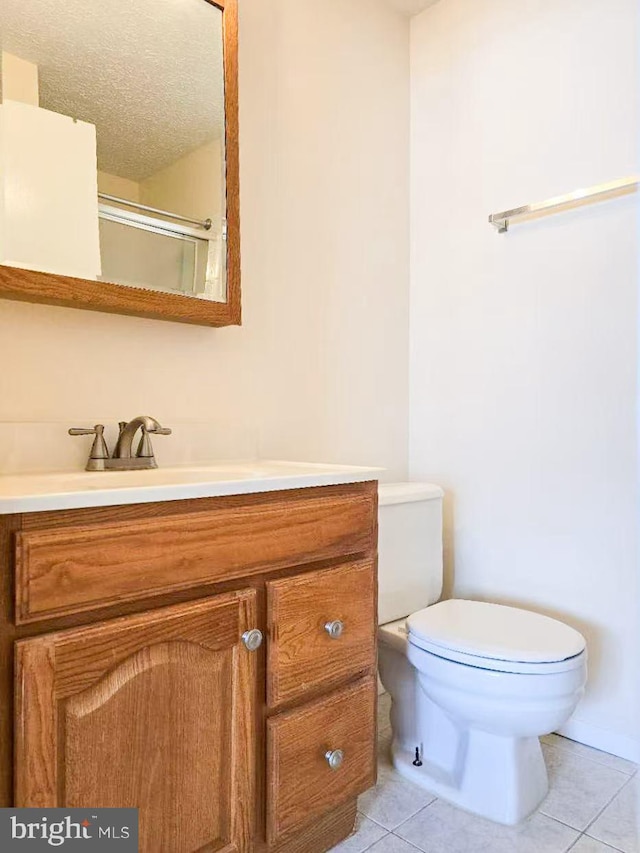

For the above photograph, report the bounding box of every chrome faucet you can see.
[69,416,172,471]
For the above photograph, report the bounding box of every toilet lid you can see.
[407,599,586,664]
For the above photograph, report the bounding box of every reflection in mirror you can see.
[0,0,227,301]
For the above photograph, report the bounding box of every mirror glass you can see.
[0,0,227,302]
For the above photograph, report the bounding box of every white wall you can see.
[409,0,639,758]
[0,0,410,481]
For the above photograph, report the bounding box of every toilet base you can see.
[389,731,549,825]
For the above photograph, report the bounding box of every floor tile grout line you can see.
[581,830,632,851]
[359,809,421,834]
[368,764,629,841]
[389,829,433,853]
[567,832,627,853]
[542,741,638,778]
[541,741,638,779]
[565,831,585,852]
[538,767,632,836]
[568,833,595,852]
[540,813,595,834]
[345,813,391,853]
[580,769,636,837]
[358,830,392,853]
[359,818,624,853]
[566,831,626,853]
[391,797,439,833]
[359,814,389,831]
[359,796,438,836]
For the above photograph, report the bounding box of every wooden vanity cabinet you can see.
[0,481,378,853]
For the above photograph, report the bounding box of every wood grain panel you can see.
[16,493,375,623]
[52,596,239,700]
[15,592,258,853]
[233,591,258,853]
[19,481,377,532]
[64,643,233,851]
[267,677,376,844]
[267,560,376,706]
[14,637,57,808]
[269,800,357,853]
[221,0,241,324]
[0,513,20,807]
[0,263,238,327]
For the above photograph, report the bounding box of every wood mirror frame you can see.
[0,0,240,327]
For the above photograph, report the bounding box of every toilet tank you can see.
[378,483,444,625]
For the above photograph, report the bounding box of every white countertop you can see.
[0,460,382,514]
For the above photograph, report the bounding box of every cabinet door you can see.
[15,591,259,853]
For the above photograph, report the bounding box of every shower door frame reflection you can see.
[98,205,226,302]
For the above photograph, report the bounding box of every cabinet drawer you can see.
[15,490,376,624]
[266,559,376,706]
[267,676,376,844]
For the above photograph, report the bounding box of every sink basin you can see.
[0,460,382,514]
[48,465,264,489]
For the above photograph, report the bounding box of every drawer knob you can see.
[324,620,344,639]
[241,629,263,651]
[325,749,344,770]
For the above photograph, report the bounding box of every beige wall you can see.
[97,171,140,203]
[0,0,410,481]
[140,139,223,226]
[1,52,39,106]
[0,100,101,280]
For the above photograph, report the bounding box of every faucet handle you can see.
[136,424,171,460]
[68,424,110,462]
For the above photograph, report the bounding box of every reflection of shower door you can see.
[98,204,225,301]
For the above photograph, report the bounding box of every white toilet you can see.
[377,483,587,825]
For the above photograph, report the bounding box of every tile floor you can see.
[331,694,638,853]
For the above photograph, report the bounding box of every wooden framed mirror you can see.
[0,0,239,327]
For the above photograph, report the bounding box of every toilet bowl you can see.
[376,484,588,825]
[378,601,586,824]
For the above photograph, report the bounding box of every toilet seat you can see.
[406,599,586,675]
[409,635,586,674]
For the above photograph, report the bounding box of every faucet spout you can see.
[113,416,172,459]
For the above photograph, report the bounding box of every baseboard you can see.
[558,718,640,763]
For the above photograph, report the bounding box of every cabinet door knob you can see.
[241,629,263,651]
[325,749,344,770]
[324,620,344,639]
